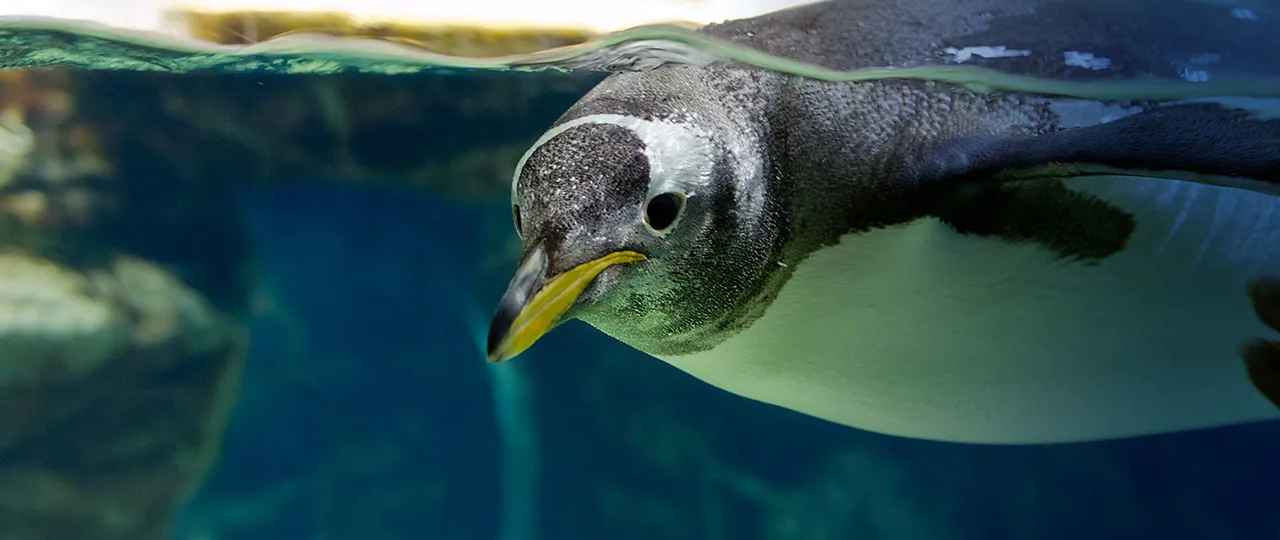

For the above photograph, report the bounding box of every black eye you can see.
[644,192,684,232]
[512,204,523,237]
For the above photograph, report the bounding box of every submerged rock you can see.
[169,9,595,58]
[0,33,599,535]
[0,69,251,540]
[0,252,246,540]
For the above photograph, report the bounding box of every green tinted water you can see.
[3,16,1280,101]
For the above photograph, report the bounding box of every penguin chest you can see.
[653,177,1280,444]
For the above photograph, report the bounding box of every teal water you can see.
[170,183,1280,540]
[0,4,1277,540]
[165,182,1280,540]
[4,14,1280,100]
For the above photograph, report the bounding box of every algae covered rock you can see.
[0,69,253,540]
[0,27,603,536]
[168,9,595,58]
[0,252,130,386]
[0,252,246,540]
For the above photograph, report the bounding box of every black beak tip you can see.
[1248,276,1280,302]
[486,308,516,362]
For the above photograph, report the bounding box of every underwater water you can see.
[0,1,1279,539]
[169,184,1280,540]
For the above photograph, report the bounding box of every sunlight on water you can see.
[1,11,1280,101]
[0,0,818,32]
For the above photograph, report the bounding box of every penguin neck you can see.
[766,79,932,265]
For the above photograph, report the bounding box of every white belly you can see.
[647,176,1280,444]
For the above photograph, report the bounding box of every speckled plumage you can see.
[500,0,1280,443]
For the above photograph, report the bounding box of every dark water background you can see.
[165,179,1280,539]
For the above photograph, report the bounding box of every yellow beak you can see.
[487,249,646,363]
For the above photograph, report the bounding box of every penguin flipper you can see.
[1245,276,1280,410]
[931,100,1280,197]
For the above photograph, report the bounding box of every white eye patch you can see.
[512,113,717,209]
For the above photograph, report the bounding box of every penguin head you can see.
[486,111,776,363]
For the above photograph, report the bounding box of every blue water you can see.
[169,184,1280,540]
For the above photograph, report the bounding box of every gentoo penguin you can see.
[486,0,1280,444]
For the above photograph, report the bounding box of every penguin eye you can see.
[512,204,524,237]
[644,192,685,233]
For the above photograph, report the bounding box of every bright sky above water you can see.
[0,0,818,33]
